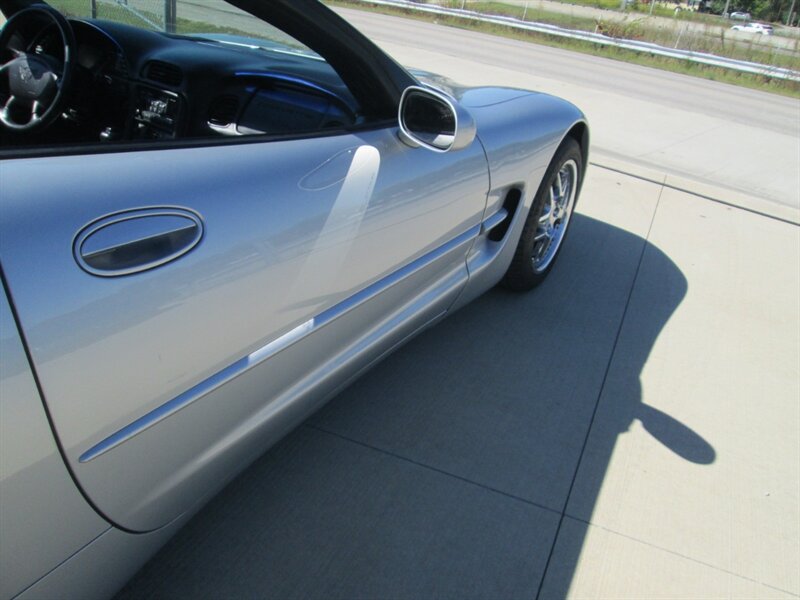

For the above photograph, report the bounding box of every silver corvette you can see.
[0,0,588,597]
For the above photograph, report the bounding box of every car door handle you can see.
[74,207,204,277]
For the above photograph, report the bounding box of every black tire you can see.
[501,137,583,291]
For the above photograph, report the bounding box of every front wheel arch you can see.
[566,121,590,195]
[500,136,584,291]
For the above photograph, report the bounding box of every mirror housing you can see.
[398,86,476,153]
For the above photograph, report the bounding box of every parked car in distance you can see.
[0,0,589,598]
[728,11,752,19]
[731,21,774,33]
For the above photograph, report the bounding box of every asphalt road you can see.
[336,6,800,209]
[499,0,800,50]
[339,6,795,131]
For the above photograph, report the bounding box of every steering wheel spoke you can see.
[31,100,45,123]
[3,94,29,125]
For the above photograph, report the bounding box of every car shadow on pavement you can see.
[116,212,715,599]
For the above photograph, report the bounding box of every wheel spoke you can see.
[556,170,564,200]
[532,238,548,261]
[556,169,572,219]
[560,178,571,210]
[540,189,555,224]
[556,176,567,221]
[531,159,579,274]
[552,201,562,223]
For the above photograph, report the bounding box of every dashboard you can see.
[7,17,361,145]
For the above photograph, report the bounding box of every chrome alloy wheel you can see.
[532,159,578,273]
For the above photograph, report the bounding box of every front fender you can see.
[451,88,588,309]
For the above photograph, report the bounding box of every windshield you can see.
[47,0,318,55]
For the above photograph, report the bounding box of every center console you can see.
[133,86,182,140]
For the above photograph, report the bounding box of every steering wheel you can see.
[0,5,76,132]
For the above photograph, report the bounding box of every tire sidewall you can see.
[502,137,583,291]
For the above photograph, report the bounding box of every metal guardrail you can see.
[357,0,800,82]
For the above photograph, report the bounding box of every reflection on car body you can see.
[0,0,589,597]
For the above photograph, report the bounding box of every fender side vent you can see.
[488,188,521,242]
[145,61,183,87]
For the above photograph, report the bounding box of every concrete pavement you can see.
[1,2,796,596]
[545,168,800,598]
[116,164,800,599]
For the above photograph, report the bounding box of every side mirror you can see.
[398,86,476,153]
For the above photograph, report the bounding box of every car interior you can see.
[0,1,394,152]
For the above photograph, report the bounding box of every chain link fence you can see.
[49,0,174,31]
[94,0,173,31]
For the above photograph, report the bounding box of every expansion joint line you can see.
[533,185,664,599]
[305,423,561,516]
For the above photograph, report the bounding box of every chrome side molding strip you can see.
[79,224,481,463]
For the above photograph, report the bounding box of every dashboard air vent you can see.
[145,61,183,87]
[208,95,240,127]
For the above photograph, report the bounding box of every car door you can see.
[0,126,489,531]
